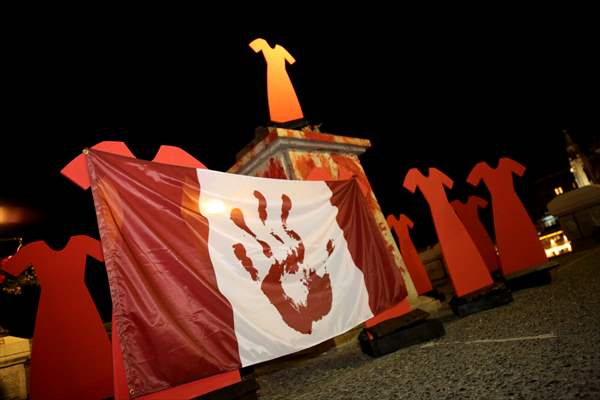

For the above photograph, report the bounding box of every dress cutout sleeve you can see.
[501,157,526,177]
[430,168,454,189]
[61,141,135,190]
[466,162,488,186]
[249,38,268,53]
[470,195,488,209]
[399,214,414,229]
[402,168,422,193]
[277,45,296,64]
[386,214,400,230]
[75,235,104,262]
[2,241,46,276]
[153,146,207,169]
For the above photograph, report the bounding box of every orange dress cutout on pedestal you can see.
[403,168,493,297]
[467,158,547,276]
[2,235,112,400]
[387,214,433,295]
[250,38,304,123]
[451,196,500,273]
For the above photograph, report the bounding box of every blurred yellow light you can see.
[539,230,564,240]
[544,242,572,258]
[0,206,26,224]
[539,230,572,258]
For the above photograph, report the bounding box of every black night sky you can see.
[1,18,599,251]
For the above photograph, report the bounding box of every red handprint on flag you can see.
[230,191,334,334]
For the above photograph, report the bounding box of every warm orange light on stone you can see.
[250,38,304,123]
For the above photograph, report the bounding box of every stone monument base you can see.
[0,335,31,400]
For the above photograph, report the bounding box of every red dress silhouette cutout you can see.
[1,235,112,400]
[403,168,493,297]
[152,145,207,169]
[467,158,547,276]
[249,38,304,123]
[0,257,7,283]
[451,196,500,273]
[61,141,135,189]
[61,142,206,190]
[62,143,238,400]
[386,214,432,295]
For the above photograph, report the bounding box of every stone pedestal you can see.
[229,126,440,314]
[0,336,31,400]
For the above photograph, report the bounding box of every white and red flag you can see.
[87,149,406,397]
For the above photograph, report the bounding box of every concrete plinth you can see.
[230,126,441,314]
[0,336,31,400]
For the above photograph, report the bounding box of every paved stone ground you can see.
[254,246,600,399]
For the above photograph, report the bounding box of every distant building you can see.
[538,130,600,249]
[534,130,598,232]
[565,130,598,187]
[534,169,575,228]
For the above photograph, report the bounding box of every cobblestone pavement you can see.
[254,246,600,399]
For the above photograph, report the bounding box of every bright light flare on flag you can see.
[201,199,226,215]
